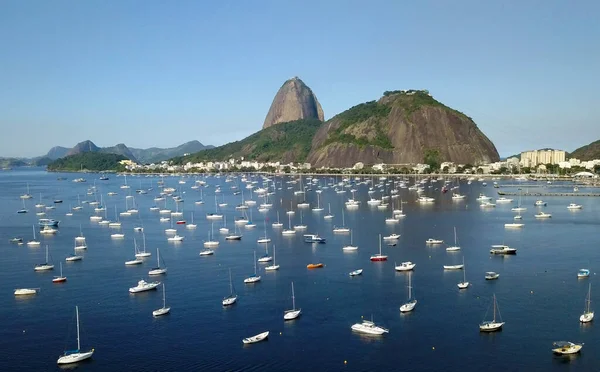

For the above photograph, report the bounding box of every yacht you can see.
[567,203,582,210]
[490,245,517,255]
[395,261,416,272]
[349,269,363,276]
[578,269,590,278]
[167,234,184,242]
[383,233,400,241]
[580,283,594,323]
[476,194,492,201]
[485,271,500,280]
[504,223,524,228]
[38,218,60,227]
[242,331,269,344]
[552,341,583,355]
[417,196,435,203]
[351,318,389,335]
[128,279,160,293]
[14,288,38,296]
[304,234,326,243]
[479,294,504,332]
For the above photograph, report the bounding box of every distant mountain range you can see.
[31,140,213,165]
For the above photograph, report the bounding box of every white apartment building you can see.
[520,149,566,167]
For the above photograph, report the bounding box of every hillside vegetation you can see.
[47,153,126,171]
[570,139,600,161]
[172,118,322,164]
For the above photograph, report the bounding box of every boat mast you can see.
[76,306,81,352]
[493,294,497,322]
[379,234,382,255]
[162,284,166,308]
[229,268,233,295]
[463,257,466,283]
[291,282,296,310]
[407,272,412,300]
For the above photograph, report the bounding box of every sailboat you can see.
[258,244,273,263]
[342,229,358,251]
[245,208,256,228]
[400,272,417,312]
[511,189,527,212]
[257,219,271,243]
[57,306,94,364]
[272,211,283,228]
[457,257,469,289]
[244,251,261,283]
[52,262,67,283]
[149,248,167,275]
[294,210,307,230]
[323,203,334,220]
[222,269,238,306]
[370,234,387,261]
[34,245,54,271]
[265,245,280,271]
[27,225,40,247]
[135,232,151,255]
[17,198,28,214]
[21,183,33,200]
[108,206,122,228]
[225,223,243,240]
[332,209,350,233]
[152,284,171,316]
[282,213,296,235]
[312,193,324,212]
[446,227,461,251]
[580,283,594,323]
[479,294,505,332]
[186,212,197,229]
[125,240,143,265]
[204,223,219,247]
[206,195,223,220]
[284,282,301,320]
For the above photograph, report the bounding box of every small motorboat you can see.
[304,234,326,243]
[567,203,582,210]
[167,235,184,242]
[504,223,524,228]
[14,288,38,296]
[307,263,324,269]
[383,234,400,240]
[10,237,23,243]
[349,269,363,276]
[426,238,443,244]
[395,262,416,271]
[552,341,583,355]
[199,249,214,256]
[242,331,269,344]
[534,200,547,206]
[485,271,500,280]
[534,212,552,219]
[578,269,590,278]
[129,279,160,293]
[443,264,464,270]
[351,319,389,335]
[490,245,517,255]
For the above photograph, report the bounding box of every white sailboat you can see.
[265,245,280,271]
[312,193,324,212]
[399,272,417,312]
[479,294,505,332]
[272,211,283,228]
[125,240,143,265]
[56,306,94,364]
[27,225,40,247]
[446,227,460,251]
[152,284,171,316]
[580,283,594,323]
[34,245,54,271]
[204,223,219,247]
[257,219,271,243]
[342,229,358,251]
[186,212,197,229]
[333,209,350,233]
[284,282,301,320]
[149,248,167,275]
[222,268,238,306]
[244,251,261,283]
[457,257,469,289]
[135,235,152,258]
[293,210,307,230]
[282,213,296,235]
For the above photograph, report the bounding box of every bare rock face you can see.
[306,91,499,167]
[263,77,324,129]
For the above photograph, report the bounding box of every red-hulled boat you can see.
[176,220,186,225]
[370,234,388,262]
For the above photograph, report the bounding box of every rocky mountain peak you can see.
[262,77,324,129]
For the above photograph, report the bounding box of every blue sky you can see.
[1,0,598,157]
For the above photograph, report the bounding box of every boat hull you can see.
[152,307,171,317]
[57,350,94,365]
[284,309,301,320]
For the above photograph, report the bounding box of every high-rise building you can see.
[520,149,565,167]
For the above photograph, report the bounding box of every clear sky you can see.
[1,0,598,158]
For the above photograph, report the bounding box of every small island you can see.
[47,152,127,172]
